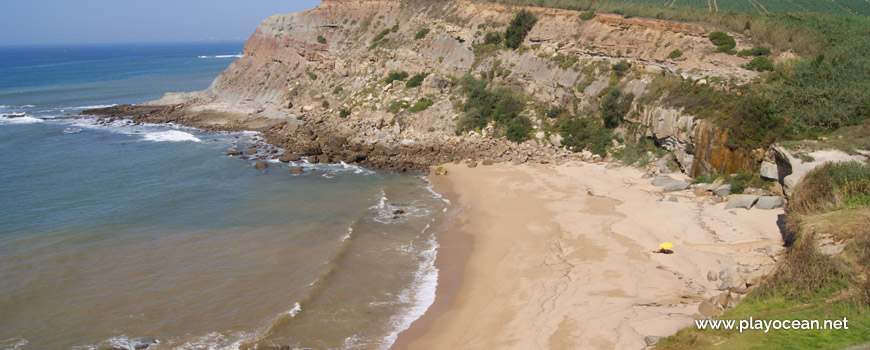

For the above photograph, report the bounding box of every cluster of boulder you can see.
[699,250,781,318]
[650,174,785,210]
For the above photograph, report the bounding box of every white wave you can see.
[198,54,243,59]
[0,337,28,350]
[282,302,302,317]
[72,104,117,110]
[176,331,259,350]
[341,227,353,241]
[101,335,158,350]
[142,130,202,142]
[380,238,440,350]
[0,116,43,125]
[62,127,82,134]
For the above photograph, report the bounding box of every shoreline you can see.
[391,174,473,349]
[394,162,784,349]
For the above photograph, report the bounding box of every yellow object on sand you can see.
[659,242,674,250]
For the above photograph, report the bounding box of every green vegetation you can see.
[558,117,612,156]
[743,56,775,71]
[668,49,683,59]
[387,100,410,113]
[390,23,399,33]
[504,9,538,50]
[317,35,327,44]
[709,31,736,53]
[550,53,579,69]
[456,74,532,142]
[598,87,633,128]
[373,28,391,42]
[306,70,317,80]
[405,73,428,88]
[491,0,870,16]
[484,31,503,46]
[579,11,595,20]
[384,71,409,85]
[332,86,343,95]
[692,171,771,193]
[408,98,435,112]
[738,46,771,57]
[615,134,663,166]
[414,27,430,40]
[610,60,631,81]
[339,109,351,118]
[790,162,870,213]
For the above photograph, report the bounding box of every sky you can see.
[0,0,321,45]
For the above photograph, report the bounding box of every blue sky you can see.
[0,0,321,45]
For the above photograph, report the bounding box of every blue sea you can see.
[0,42,446,350]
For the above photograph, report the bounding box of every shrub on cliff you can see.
[408,98,434,113]
[598,87,633,128]
[484,31,503,46]
[405,73,428,88]
[668,49,683,59]
[456,74,529,141]
[384,71,409,85]
[317,35,327,44]
[743,56,775,71]
[580,11,595,20]
[558,117,612,156]
[709,31,736,53]
[505,10,538,50]
[414,28,430,40]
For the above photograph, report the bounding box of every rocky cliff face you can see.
[140,0,774,173]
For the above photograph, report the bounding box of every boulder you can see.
[724,195,759,210]
[290,167,303,175]
[668,196,678,202]
[760,161,778,181]
[467,162,478,168]
[226,150,242,156]
[316,154,330,164]
[482,159,494,166]
[718,266,739,280]
[818,238,845,256]
[254,161,269,169]
[719,273,747,292]
[644,336,660,346]
[714,291,732,308]
[754,196,784,210]
[713,184,732,197]
[134,338,157,350]
[434,167,448,175]
[702,177,727,191]
[707,270,719,281]
[278,152,300,163]
[244,149,257,155]
[698,299,722,317]
[694,186,710,197]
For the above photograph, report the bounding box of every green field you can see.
[609,0,870,16]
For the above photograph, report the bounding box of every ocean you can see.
[0,42,447,349]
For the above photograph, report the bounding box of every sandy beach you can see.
[395,162,784,349]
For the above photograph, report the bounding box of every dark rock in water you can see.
[240,156,249,160]
[279,152,300,163]
[393,209,405,215]
[290,167,303,175]
[244,149,257,155]
[254,161,269,169]
[134,338,157,349]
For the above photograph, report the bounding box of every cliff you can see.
[109,0,780,173]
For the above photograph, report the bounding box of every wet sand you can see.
[394,162,783,349]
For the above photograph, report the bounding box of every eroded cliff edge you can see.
[89,0,799,174]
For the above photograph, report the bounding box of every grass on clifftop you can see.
[659,162,870,349]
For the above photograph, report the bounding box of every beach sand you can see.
[394,162,784,349]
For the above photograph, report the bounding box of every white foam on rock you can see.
[142,130,202,143]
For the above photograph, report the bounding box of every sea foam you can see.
[198,54,243,59]
[0,116,44,125]
[142,130,202,142]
